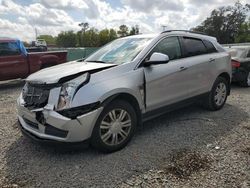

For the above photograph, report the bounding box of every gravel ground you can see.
[0,80,249,188]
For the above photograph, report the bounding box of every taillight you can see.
[231,60,240,68]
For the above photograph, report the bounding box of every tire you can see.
[203,77,229,111]
[239,71,250,87]
[91,100,137,153]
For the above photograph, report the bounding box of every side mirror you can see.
[144,52,170,67]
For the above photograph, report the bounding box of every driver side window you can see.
[148,37,182,61]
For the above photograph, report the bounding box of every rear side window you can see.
[0,42,20,56]
[149,37,182,61]
[182,37,207,57]
[203,40,217,53]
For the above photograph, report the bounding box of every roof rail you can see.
[161,30,207,35]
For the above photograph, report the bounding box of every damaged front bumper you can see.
[17,96,103,143]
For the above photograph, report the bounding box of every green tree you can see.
[76,31,83,47]
[118,25,129,37]
[78,22,90,47]
[98,29,118,46]
[79,22,89,33]
[109,29,118,41]
[99,29,110,46]
[235,19,250,43]
[56,31,77,47]
[193,2,249,43]
[83,28,99,47]
[129,25,139,35]
[37,35,56,46]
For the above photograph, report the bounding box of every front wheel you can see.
[91,100,137,152]
[203,77,229,111]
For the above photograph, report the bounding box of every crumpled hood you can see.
[26,61,115,84]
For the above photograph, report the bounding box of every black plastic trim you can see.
[23,118,39,129]
[142,92,209,122]
[57,102,100,119]
[44,124,68,138]
[161,30,207,35]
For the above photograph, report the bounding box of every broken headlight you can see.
[57,73,89,110]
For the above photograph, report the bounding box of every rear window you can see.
[203,40,217,53]
[183,37,207,57]
[0,42,20,56]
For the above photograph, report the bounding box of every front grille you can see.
[23,83,50,109]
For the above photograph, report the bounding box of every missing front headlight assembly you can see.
[57,73,90,110]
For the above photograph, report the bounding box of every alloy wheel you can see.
[214,82,227,106]
[99,109,132,146]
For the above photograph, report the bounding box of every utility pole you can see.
[161,25,167,32]
[35,28,38,40]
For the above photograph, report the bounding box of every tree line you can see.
[193,1,249,44]
[37,2,249,47]
[38,25,139,48]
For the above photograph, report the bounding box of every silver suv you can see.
[17,31,231,152]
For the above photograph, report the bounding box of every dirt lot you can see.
[0,80,249,188]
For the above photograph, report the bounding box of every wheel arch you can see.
[217,72,231,95]
[101,93,143,126]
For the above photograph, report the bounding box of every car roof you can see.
[0,37,18,42]
[162,31,217,42]
[122,31,217,43]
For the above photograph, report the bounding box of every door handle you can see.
[179,66,188,71]
[209,58,215,62]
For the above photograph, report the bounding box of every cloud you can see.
[0,19,34,40]
[81,0,152,32]
[0,0,24,14]
[0,0,249,41]
[122,0,184,12]
[0,0,79,41]
[39,0,88,9]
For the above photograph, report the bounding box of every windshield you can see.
[85,37,153,64]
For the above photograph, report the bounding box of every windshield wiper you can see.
[85,60,107,64]
[77,57,85,62]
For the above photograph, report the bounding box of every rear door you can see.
[179,37,218,96]
[0,41,28,81]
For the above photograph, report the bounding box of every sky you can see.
[0,0,248,41]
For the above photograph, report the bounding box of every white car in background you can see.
[35,39,47,47]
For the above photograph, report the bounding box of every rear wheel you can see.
[239,71,250,87]
[203,77,229,111]
[91,100,137,152]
